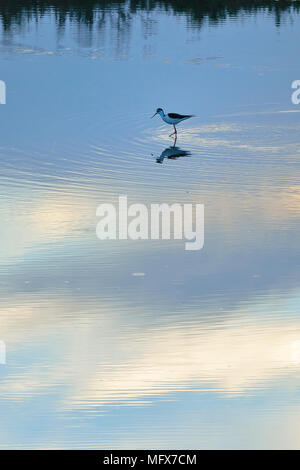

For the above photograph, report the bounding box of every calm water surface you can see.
[1,1,300,449]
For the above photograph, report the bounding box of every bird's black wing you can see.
[168,113,194,119]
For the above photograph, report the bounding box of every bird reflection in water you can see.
[156,141,191,164]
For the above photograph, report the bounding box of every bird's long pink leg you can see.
[169,125,177,137]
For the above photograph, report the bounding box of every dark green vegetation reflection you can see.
[1,0,300,31]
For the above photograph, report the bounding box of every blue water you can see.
[1,1,300,449]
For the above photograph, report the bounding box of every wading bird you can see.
[151,108,194,137]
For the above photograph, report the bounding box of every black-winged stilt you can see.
[151,108,194,137]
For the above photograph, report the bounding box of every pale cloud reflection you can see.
[72,318,300,407]
[0,195,93,263]
[1,179,300,266]
[1,291,300,406]
[151,119,300,156]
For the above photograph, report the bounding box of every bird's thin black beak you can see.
[151,112,157,118]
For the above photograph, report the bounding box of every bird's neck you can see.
[159,110,165,117]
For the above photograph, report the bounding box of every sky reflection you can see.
[1,0,300,450]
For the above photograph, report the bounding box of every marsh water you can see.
[1,1,300,449]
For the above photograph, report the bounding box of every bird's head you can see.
[151,108,164,118]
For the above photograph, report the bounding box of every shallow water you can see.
[1,1,300,449]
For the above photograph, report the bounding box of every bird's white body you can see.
[157,109,192,125]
